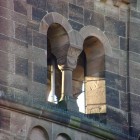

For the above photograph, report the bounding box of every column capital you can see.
[57,45,82,70]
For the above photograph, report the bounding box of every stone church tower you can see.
[0,0,140,140]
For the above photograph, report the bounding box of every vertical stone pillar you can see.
[59,66,79,111]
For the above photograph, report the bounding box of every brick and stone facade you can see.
[0,0,140,140]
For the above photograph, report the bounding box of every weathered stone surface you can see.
[120,91,128,111]
[32,7,46,21]
[131,113,140,130]
[130,93,140,115]
[0,0,14,10]
[112,49,127,60]
[0,108,10,131]
[77,0,94,10]
[106,56,119,74]
[105,16,126,37]
[0,51,14,73]
[69,20,83,31]
[0,6,11,19]
[137,0,140,11]
[106,71,126,92]
[8,74,28,91]
[28,81,46,101]
[27,0,47,10]
[94,1,105,15]
[130,77,140,96]
[106,106,128,125]
[106,87,119,108]
[119,60,127,77]
[14,0,27,15]
[120,37,127,51]
[129,0,137,8]
[11,112,26,137]
[10,38,28,58]
[129,38,140,54]
[131,10,140,20]
[27,28,33,45]
[33,31,47,50]
[10,11,27,25]
[129,52,140,63]
[27,21,40,31]
[0,17,14,37]
[15,23,27,42]
[0,133,12,140]
[105,5,119,19]
[130,22,140,40]
[15,57,28,77]
[0,34,11,52]
[33,64,47,84]
[69,3,83,23]
[0,70,9,86]
[105,32,119,49]
[84,9,104,30]
[47,0,68,18]
[129,61,140,79]
[119,8,128,22]
[28,46,47,67]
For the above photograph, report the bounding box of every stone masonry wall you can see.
[0,108,102,140]
[129,0,140,133]
[0,0,138,138]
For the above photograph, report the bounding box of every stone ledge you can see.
[0,99,137,140]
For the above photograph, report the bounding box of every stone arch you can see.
[79,25,112,57]
[56,133,71,140]
[28,126,49,140]
[39,12,83,51]
[39,12,83,105]
[74,26,112,113]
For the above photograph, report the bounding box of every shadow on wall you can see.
[56,133,71,140]
[29,126,49,140]
[73,36,106,114]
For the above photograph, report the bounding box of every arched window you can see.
[29,126,49,140]
[46,23,70,103]
[73,36,106,114]
[56,133,71,140]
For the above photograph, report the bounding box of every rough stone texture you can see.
[27,0,47,10]
[32,7,46,21]
[129,4,140,132]
[10,11,28,25]
[106,87,119,108]
[33,64,47,84]
[33,31,47,50]
[106,71,126,92]
[47,0,68,18]
[15,23,27,42]
[14,0,27,16]
[105,16,126,37]
[0,108,10,131]
[0,17,14,37]
[15,57,28,77]
[69,20,83,31]
[69,3,83,24]
[0,0,139,139]
[84,9,104,30]
[105,32,119,49]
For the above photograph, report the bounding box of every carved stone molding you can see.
[57,45,82,70]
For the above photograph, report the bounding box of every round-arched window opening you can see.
[56,133,71,140]
[73,36,106,114]
[46,23,70,104]
[29,126,49,140]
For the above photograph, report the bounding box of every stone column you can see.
[57,47,82,111]
[58,65,79,111]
